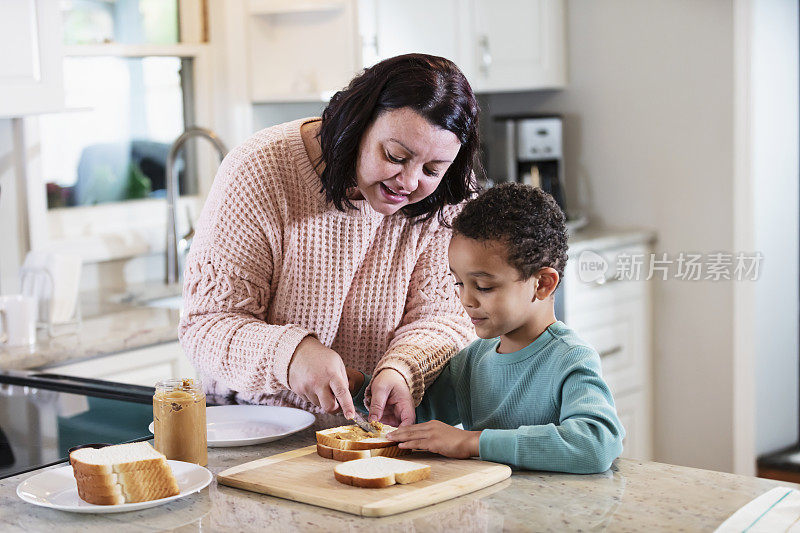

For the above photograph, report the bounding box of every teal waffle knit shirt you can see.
[355,321,625,474]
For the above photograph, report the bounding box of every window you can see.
[40,56,191,208]
[41,1,194,209]
[24,0,211,261]
[62,0,179,46]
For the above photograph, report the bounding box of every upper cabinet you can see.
[361,0,471,75]
[364,0,566,92]
[466,0,566,92]
[0,0,64,117]
[247,0,360,102]
[245,0,566,102]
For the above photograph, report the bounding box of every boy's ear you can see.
[532,268,560,301]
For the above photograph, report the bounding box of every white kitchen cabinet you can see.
[361,0,472,76]
[564,235,654,460]
[44,342,198,388]
[467,0,566,92]
[361,0,565,92]
[570,298,649,398]
[0,0,64,117]
[243,0,566,102]
[614,389,652,462]
[247,0,360,102]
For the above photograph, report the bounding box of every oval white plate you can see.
[149,405,316,447]
[17,460,212,514]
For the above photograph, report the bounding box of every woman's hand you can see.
[346,367,365,395]
[386,420,481,459]
[366,369,416,427]
[288,336,356,418]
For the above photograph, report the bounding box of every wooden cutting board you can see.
[217,445,512,517]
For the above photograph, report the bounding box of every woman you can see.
[179,54,480,426]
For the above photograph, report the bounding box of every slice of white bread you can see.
[74,462,174,488]
[333,456,431,488]
[69,442,179,505]
[316,443,410,461]
[316,423,397,450]
[76,476,179,505]
[70,442,168,475]
[73,462,179,504]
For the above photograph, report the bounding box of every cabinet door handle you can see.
[478,34,492,76]
[599,345,623,359]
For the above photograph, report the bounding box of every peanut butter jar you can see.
[153,378,207,466]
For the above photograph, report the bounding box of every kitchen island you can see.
[1,413,796,532]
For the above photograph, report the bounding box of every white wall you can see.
[483,0,741,472]
[0,119,25,294]
[252,102,327,131]
[751,0,799,455]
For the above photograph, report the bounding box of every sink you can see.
[142,295,183,311]
[108,285,183,313]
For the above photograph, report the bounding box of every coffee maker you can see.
[498,115,567,214]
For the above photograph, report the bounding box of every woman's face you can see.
[355,107,462,216]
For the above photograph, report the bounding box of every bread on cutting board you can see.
[69,442,179,505]
[315,422,397,450]
[317,424,430,488]
[333,456,431,488]
[316,443,410,461]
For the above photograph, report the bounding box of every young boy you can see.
[351,183,624,473]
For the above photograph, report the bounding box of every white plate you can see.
[17,460,212,514]
[148,405,316,447]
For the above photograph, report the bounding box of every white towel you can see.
[48,253,82,323]
[715,487,800,532]
[21,251,82,324]
[21,251,50,322]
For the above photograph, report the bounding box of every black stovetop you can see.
[0,372,156,479]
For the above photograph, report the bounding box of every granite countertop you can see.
[0,285,181,371]
[0,227,655,374]
[0,412,795,532]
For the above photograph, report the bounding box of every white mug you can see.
[0,295,38,347]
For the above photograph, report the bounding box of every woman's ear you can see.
[532,268,560,301]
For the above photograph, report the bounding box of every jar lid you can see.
[154,378,202,392]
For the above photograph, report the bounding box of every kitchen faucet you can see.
[165,127,228,285]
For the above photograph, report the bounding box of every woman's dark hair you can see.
[452,183,569,284]
[317,53,481,223]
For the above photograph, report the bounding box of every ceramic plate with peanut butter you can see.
[149,405,316,447]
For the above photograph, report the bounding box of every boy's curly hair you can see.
[452,183,568,283]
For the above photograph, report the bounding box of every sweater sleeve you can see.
[355,361,461,425]
[478,348,625,474]
[370,208,476,405]
[178,148,310,395]
[414,361,462,426]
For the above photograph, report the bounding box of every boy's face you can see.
[448,235,540,341]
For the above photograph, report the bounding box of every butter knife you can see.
[351,412,378,435]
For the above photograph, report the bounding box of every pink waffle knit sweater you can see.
[179,118,476,411]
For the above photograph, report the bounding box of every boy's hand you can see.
[345,367,365,395]
[386,420,481,459]
[366,369,415,427]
